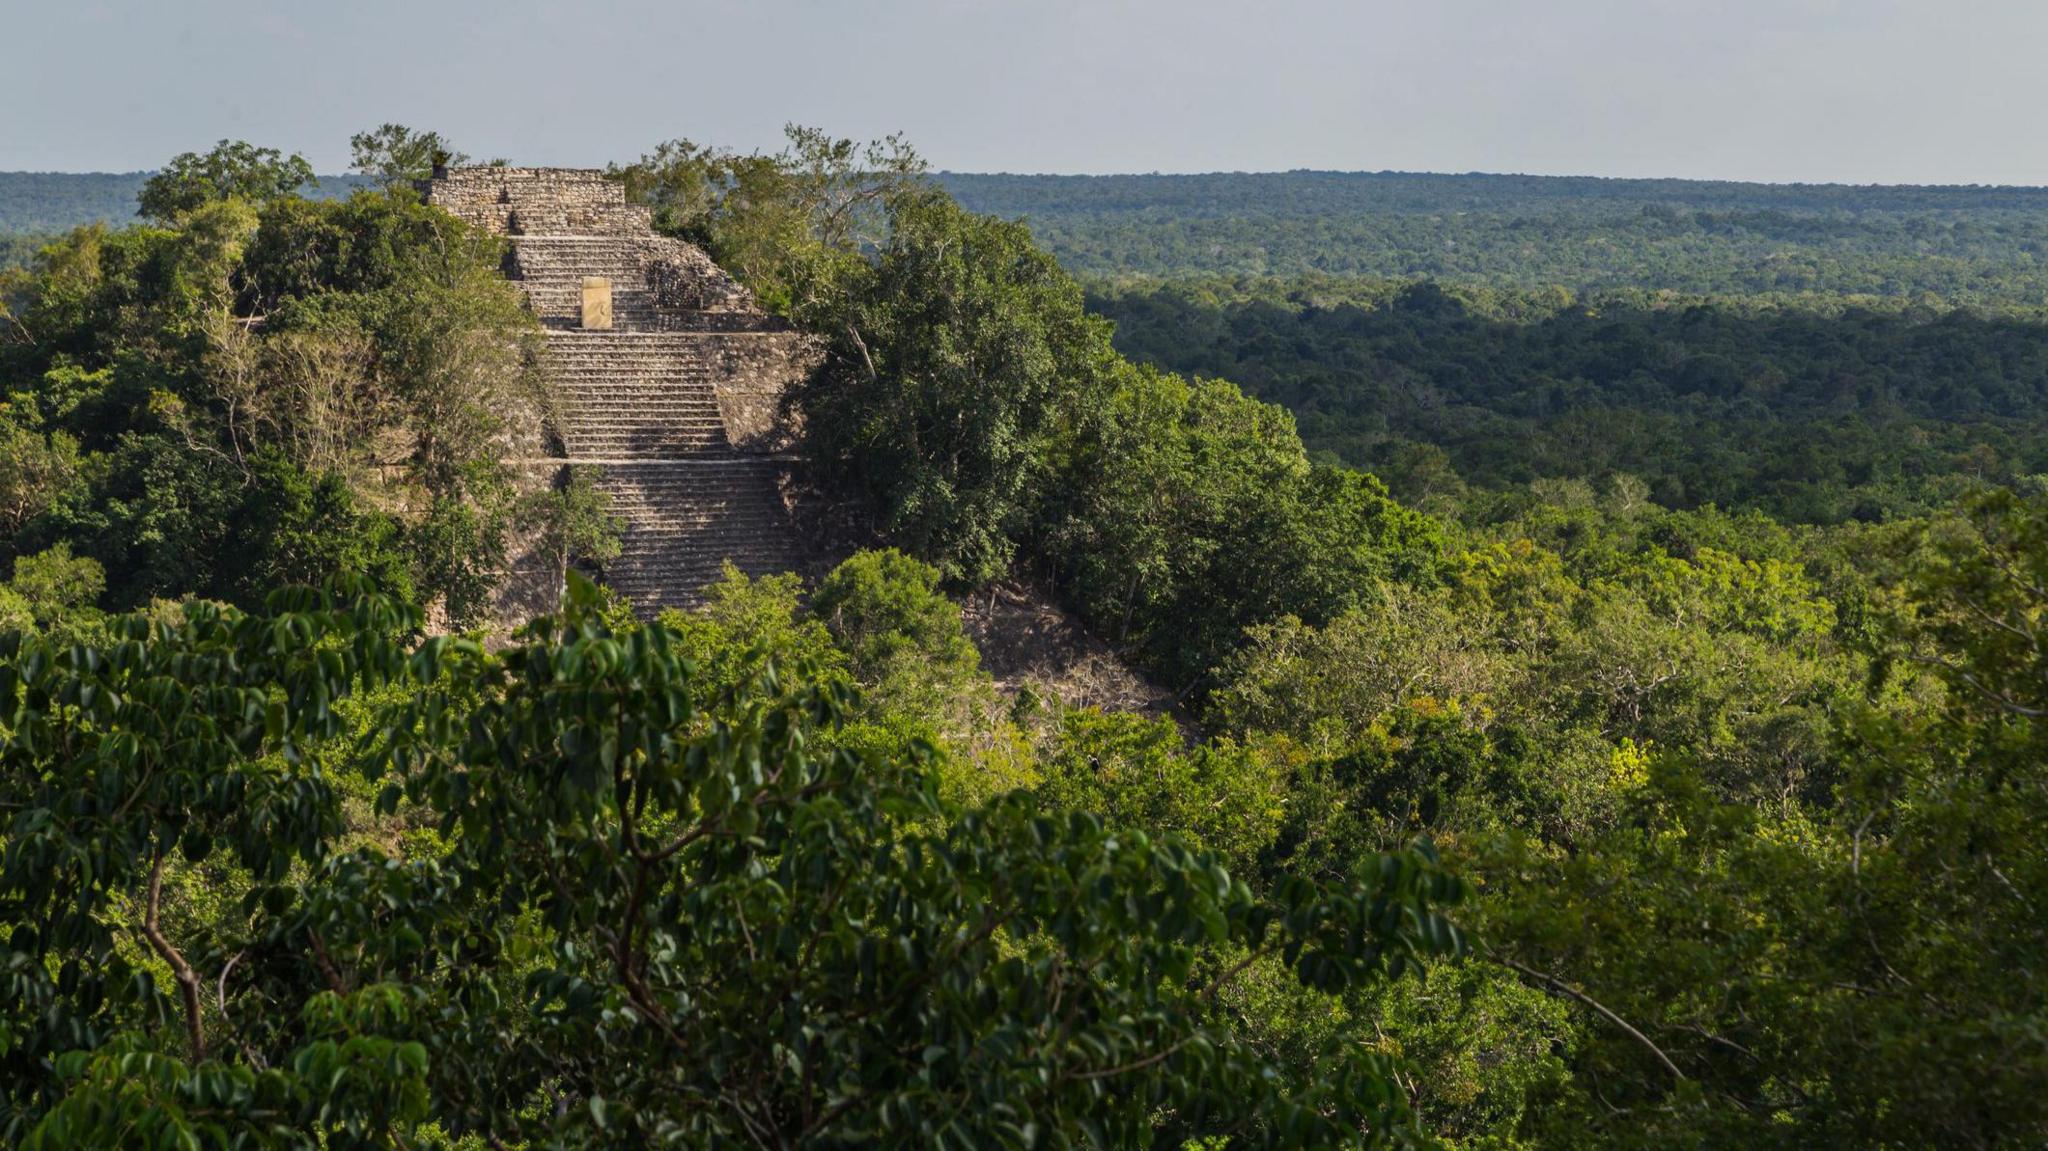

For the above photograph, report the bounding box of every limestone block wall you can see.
[647,247,757,315]
[492,462,574,626]
[710,332,822,453]
[423,168,653,236]
[509,235,760,329]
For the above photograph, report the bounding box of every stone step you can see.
[544,352,729,360]
[554,377,722,389]
[558,409,723,421]
[549,357,724,367]
[547,342,728,351]
[562,417,728,430]
[554,389,721,400]
[519,282,649,295]
[566,444,726,460]
[518,280,654,295]
[518,275,650,288]
[614,539,792,550]
[514,253,646,266]
[556,395,721,405]
[555,391,720,403]
[560,350,747,363]
[564,436,728,448]
[609,545,800,561]
[541,318,776,334]
[590,460,808,611]
[559,385,719,394]
[543,330,796,344]
[613,543,795,555]
[599,486,787,503]
[547,353,725,362]
[563,428,727,442]
[526,300,663,319]
[553,382,720,394]
[511,238,650,249]
[564,416,727,426]
[560,413,722,424]
[514,254,650,269]
[614,540,795,550]
[561,420,725,432]
[559,408,724,420]
[520,286,655,304]
[604,504,776,515]
[563,422,728,436]
[544,339,741,350]
[612,531,793,543]
[553,385,752,400]
[604,497,787,511]
[519,278,656,293]
[545,360,723,373]
[512,234,649,247]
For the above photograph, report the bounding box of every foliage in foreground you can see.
[0,575,1466,1148]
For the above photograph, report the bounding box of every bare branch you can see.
[1494,955,1685,1082]
[138,852,208,1061]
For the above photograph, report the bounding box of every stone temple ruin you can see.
[422,167,819,614]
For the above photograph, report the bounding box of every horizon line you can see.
[7,167,2048,194]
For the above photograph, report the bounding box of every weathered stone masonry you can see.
[423,167,820,613]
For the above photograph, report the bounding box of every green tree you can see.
[614,124,926,312]
[1036,708,1288,872]
[1211,592,1508,754]
[0,579,417,1143]
[348,123,469,189]
[519,464,623,612]
[233,454,415,606]
[809,548,982,707]
[0,420,81,535]
[6,542,104,626]
[137,141,315,222]
[4,577,1469,1148]
[1044,368,1448,690]
[801,191,1118,583]
[6,170,543,622]
[1446,492,2048,1148]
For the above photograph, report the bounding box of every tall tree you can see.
[136,140,315,222]
[347,123,470,189]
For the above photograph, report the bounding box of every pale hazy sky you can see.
[7,0,2046,184]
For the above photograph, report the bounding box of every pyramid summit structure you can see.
[423,167,819,613]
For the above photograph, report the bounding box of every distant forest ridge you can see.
[0,171,372,234]
[10,168,2048,299]
[938,169,2048,216]
[10,166,2048,232]
[936,172,2048,302]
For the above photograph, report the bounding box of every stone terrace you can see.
[424,167,818,613]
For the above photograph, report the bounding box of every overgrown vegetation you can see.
[3,128,2045,1149]
[1,138,551,626]
[2,572,1466,1148]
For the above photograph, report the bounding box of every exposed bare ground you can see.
[958,581,1183,722]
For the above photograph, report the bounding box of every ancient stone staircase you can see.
[546,331,730,456]
[584,460,805,608]
[423,167,817,614]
